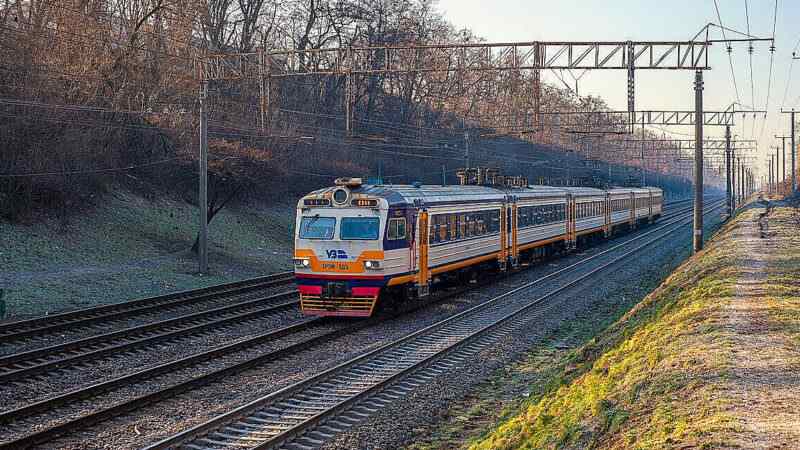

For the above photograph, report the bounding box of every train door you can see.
[510,199,519,268]
[416,209,430,297]
[566,195,576,249]
[604,193,611,237]
[629,192,636,228]
[498,203,507,271]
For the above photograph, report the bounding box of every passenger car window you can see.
[341,217,380,240]
[388,218,407,240]
[299,216,336,240]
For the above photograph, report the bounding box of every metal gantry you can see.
[191,37,771,269]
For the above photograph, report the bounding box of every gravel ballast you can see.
[8,205,715,449]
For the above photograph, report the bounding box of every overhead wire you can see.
[713,0,742,105]
[0,156,187,178]
[779,38,800,108]
[761,0,778,140]
[744,0,756,138]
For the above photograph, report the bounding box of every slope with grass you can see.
[471,199,800,450]
[0,190,295,318]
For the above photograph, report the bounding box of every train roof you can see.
[300,184,662,208]
[561,187,607,197]
[607,187,662,195]
[351,184,568,207]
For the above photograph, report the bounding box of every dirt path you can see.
[723,202,800,448]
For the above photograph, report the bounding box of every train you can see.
[294,177,662,317]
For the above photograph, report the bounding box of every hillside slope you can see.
[0,191,294,318]
[472,199,800,449]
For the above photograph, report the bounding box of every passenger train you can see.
[294,178,662,317]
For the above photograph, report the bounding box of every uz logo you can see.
[326,249,348,259]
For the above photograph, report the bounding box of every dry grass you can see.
[471,202,800,450]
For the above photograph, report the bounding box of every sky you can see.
[436,0,799,181]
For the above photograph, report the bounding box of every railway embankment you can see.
[0,192,294,318]
[461,198,800,449]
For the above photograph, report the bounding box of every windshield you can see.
[299,216,336,240]
[340,217,380,240]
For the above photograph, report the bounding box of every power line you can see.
[760,0,778,139]
[780,36,800,108]
[713,0,742,104]
[744,0,756,138]
[0,156,187,178]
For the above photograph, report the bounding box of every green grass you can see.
[0,191,295,318]
[469,207,768,450]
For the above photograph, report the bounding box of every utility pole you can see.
[641,114,646,186]
[732,156,738,209]
[769,154,774,195]
[693,70,704,253]
[740,159,745,204]
[781,109,797,192]
[776,135,791,194]
[732,141,737,210]
[464,131,470,169]
[345,70,352,135]
[782,141,786,194]
[725,126,732,216]
[776,148,781,195]
[199,80,209,274]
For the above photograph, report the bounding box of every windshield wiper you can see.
[306,213,321,228]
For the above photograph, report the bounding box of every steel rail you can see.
[0,201,713,449]
[144,201,724,450]
[0,199,691,385]
[0,316,325,429]
[0,272,294,343]
[0,292,299,383]
[0,198,689,344]
[0,197,700,382]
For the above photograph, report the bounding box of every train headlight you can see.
[363,260,381,270]
[332,188,349,205]
[294,258,311,268]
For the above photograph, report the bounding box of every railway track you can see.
[0,290,299,383]
[0,199,700,386]
[143,200,725,450]
[0,197,691,351]
[0,199,723,449]
[0,271,295,346]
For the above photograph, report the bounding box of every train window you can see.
[341,217,380,240]
[299,216,336,240]
[388,218,407,240]
[517,204,565,227]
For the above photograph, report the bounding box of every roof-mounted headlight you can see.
[332,188,349,205]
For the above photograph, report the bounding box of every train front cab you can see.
[294,184,408,317]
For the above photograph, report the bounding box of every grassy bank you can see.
[0,191,295,318]
[466,200,800,449]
